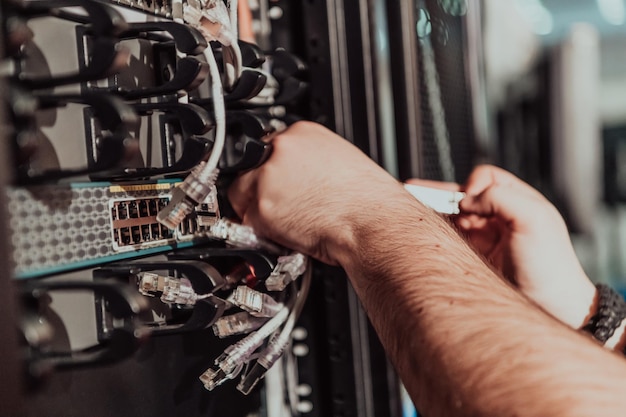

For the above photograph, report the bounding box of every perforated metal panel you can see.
[414,0,477,182]
[8,181,217,278]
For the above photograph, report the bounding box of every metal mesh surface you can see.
[7,181,213,278]
[415,0,476,182]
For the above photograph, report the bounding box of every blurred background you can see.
[482,0,626,291]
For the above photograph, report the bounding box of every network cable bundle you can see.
[3,0,311,407]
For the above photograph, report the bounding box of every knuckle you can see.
[256,196,276,220]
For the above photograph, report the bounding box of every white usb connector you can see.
[403,183,465,215]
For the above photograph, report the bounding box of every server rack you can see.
[0,1,487,416]
[0,20,23,415]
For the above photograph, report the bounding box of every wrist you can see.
[534,276,597,329]
[331,186,435,272]
[567,278,598,329]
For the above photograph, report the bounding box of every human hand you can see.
[228,121,410,266]
[407,165,596,329]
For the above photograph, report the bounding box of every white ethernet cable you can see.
[199,305,290,390]
[231,285,284,317]
[237,257,311,394]
[138,272,212,306]
[158,1,230,230]
[209,218,285,255]
[201,257,310,393]
[184,0,242,89]
[212,311,269,338]
[265,252,307,292]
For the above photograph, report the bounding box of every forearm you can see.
[334,187,626,417]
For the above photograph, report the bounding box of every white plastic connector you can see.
[138,273,204,306]
[209,218,285,254]
[138,272,166,296]
[183,0,236,46]
[157,162,219,230]
[200,306,289,391]
[403,183,465,215]
[183,0,242,89]
[237,323,293,394]
[231,286,283,317]
[195,186,220,227]
[210,218,260,248]
[238,261,312,395]
[212,311,269,338]
[161,277,199,305]
[199,362,243,391]
[265,252,307,291]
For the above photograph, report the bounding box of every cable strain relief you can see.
[236,361,268,395]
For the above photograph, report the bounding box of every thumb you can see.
[459,184,543,233]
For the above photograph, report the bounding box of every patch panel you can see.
[8,180,220,279]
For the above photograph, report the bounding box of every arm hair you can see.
[335,190,626,417]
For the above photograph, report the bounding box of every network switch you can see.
[8,180,219,279]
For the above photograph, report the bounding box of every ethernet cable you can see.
[237,257,311,394]
[265,252,307,292]
[199,304,290,390]
[212,311,269,338]
[208,218,286,255]
[200,256,310,392]
[158,0,230,230]
[230,285,284,317]
[138,272,213,306]
[183,0,242,89]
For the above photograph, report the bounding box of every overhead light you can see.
[415,8,432,39]
[515,0,554,35]
[597,0,626,25]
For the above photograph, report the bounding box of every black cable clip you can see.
[219,111,274,173]
[9,0,129,89]
[268,48,309,105]
[91,101,215,181]
[16,92,139,183]
[112,56,209,100]
[19,279,148,382]
[167,247,277,282]
[118,21,207,56]
[95,260,228,336]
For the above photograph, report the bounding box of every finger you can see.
[456,216,473,230]
[404,178,461,192]
[463,165,540,198]
[455,214,489,231]
[459,183,545,233]
[261,129,281,143]
[227,170,259,221]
